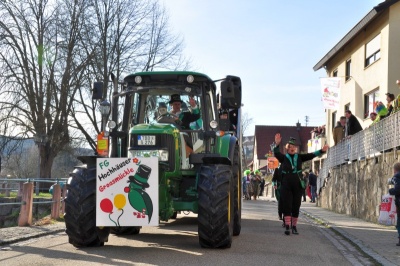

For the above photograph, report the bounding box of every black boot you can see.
[285,225,290,235]
[397,237,400,246]
[292,226,299,235]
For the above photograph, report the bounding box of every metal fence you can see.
[0,178,67,206]
[319,110,400,179]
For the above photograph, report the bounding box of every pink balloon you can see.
[100,198,113,213]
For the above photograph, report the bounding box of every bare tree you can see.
[0,0,92,179]
[241,112,254,136]
[0,0,191,180]
[70,0,191,152]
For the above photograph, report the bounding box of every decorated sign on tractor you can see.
[96,157,159,226]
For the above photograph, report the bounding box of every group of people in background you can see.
[310,125,326,139]
[370,92,395,124]
[242,169,266,201]
[332,110,363,146]
[332,92,398,146]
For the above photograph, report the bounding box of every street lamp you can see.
[99,100,111,132]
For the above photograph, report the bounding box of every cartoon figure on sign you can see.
[124,164,153,223]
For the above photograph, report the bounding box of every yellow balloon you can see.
[114,194,126,210]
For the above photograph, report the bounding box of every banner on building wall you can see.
[320,77,341,109]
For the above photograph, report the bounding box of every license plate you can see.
[137,135,156,145]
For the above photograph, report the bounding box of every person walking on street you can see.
[259,176,266,197]
[308,170,318,203]
[251,170,262,200]
[301,171,309,202]
[273,133,328,235]
[242,170,251,200]
[388,162,400,246]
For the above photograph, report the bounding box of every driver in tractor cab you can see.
[168,94,200,129]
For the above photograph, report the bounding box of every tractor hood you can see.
[130,123,180,135]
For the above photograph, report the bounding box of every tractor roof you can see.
[125,71,213,83]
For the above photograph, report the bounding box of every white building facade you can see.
[314,0,400,146]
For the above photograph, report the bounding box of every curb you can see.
[300,209,395,266]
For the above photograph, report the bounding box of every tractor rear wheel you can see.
[64,164,110,247]
[198,164,233,248]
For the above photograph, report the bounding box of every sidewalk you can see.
[261,194,399,266]
[0,222,65,247]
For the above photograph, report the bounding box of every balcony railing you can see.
[319,111,400,179]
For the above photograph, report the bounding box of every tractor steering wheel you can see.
[156,113,182,128]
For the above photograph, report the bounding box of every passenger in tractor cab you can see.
[157,102,168,116]
[169,94,200,129]
[219,109,237,132]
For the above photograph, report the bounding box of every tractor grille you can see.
[130,134,175,171]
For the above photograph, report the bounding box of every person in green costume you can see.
[273,134,328,235]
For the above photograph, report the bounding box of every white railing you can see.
[320,111,400,179]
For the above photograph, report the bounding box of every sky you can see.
[162,0,383,135]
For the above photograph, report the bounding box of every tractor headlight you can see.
[134,76,142,84]
[107,120,117,129]
[129,149,168,161]
[210,120,218,129]
[187,75,194,83]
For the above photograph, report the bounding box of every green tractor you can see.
[64,71,243,248]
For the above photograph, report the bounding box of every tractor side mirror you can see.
[92,81,104,100]
[220,76,241,109]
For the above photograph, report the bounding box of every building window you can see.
[365,34,381,67]
[331,111,337,130]
[364,89,380,118]
[344,103,350,113]
[345,59,351,81]
[332,69,338,77]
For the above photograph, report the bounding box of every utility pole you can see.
[305,116,309,126]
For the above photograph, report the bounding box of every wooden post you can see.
[18,182,34,226]
[51,184,61,219]
[61,185,67,214]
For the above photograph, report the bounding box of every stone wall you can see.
[319,151,398,223]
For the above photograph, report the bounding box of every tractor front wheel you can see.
[198,164,233,248]
[64,164,110,247]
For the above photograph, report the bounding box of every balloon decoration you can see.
[100,198,117,226]
[100,198,113,214]
[114,194,127,210]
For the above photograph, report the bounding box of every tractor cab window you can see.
[143,94,202,130]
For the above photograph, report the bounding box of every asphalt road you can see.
[1,200,372,266]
